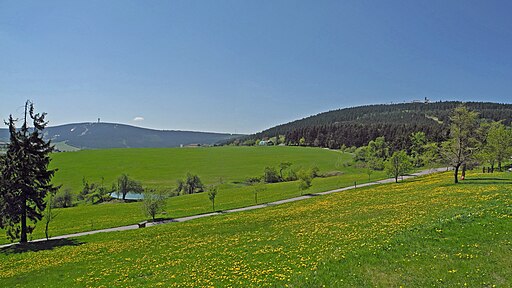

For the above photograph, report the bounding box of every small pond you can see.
[110,192,144,200]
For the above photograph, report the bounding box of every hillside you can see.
[1,171,510,286]
[1,146,384,245]
[246,101,512,150]
[0,122,239,150]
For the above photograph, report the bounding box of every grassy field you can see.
[50,146,354,192]
[0,146,390,245]
[1,171,510,287]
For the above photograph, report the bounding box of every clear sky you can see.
[1,1,511,134]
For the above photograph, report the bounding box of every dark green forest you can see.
[238,101,512,150]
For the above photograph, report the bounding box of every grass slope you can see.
[53,141,81,152]
[1,172,510,287]
[1,146,389,245]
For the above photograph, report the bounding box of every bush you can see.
[284,169,298,181]
[52,188,74,208]
[263,167,280,183]
[297,169,313,195]
[242,139,257,146]
[346,146,357,153]
[79,178,115,204]
[78,178,93,201]
[176,173,204,194]
[245,176,261,185]
[322,171,344,177]
[311,166,320,178]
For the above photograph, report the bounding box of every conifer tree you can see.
[0,101,58,243]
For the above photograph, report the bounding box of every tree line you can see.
[234,101,512,149]
[352,106,512,183]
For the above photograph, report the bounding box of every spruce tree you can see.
[0,101,58,243]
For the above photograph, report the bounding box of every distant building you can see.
[412,97,430,104]
[258,140,274,146]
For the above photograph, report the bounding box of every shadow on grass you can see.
[467,177,511,181]
[150,217,179,223]
[460,177,512,185]
[0,238,84,255]
[460,181,512,185]
[436,175,512,187]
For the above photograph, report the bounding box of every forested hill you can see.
[245,101,512,150]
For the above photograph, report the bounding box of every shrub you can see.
[263,167,280,183]
[245,176,261,185]
[284,168,298,181]
[78,178,93,201]
[176,173,204,194]
[52,188,74,208]
[79,178,116,204]
[297,169,313,195]
[310,166,320,178]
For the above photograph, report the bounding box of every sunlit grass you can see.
[1,171,510,287]
[49,146,353,192]
[1,146,391,244]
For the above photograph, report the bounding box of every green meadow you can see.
[1,171,510,287]
[1,146,389,244]
[50,146,354,192]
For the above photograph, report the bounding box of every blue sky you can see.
[1,1,511,134]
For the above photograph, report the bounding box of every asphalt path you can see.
[0,167,449,249]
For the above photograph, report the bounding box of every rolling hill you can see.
[1,171,510,286]
[0,146,378,245]
[0,122,240,150]
[244,101,512,149]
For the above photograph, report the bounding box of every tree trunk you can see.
[20,196,27,243]
[498,161,502,172]
[395,176,398,183]
[461,163,466,179]
[454,165,460,184]
[45,221,50,240]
